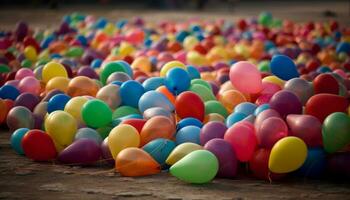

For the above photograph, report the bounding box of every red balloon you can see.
[175,91,205,121]
[120,119,147,134]
[313,74,339,95]
[305,94,349,122]
[21,129,57,161]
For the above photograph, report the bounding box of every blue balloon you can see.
[254,104,270,116]
[143,138,176,168]
[234,102,257,116]
[316,66,331,73]
[175,125,201,145]
[142,77,164,91]
[176,30,189,42]
[336,42,350,54]
[110,81,123,86]
[296,148,326,178]
[0,85,20,100]
[187,65,201,80]
[165,68,190,95]
[91,59,102,69]
[120,80,145,108]
[10,128,30,155]
[270,55,299,80]
[47,94,71,113]
[226,112,247,127]
[138,91,174,113]
[177,117,203,131]
[75,128,102,144]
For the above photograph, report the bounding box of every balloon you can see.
[166,142,203,165]
[45,111,77,148]
[18,76,40,95]
[224,121,257,162]
[234,102,258,116]
[47,94,71,113]
[131,56,152,73]
[284,78,314,105]
[67,76,99,97]
[286,114,322,147]
[45,77,70,93]
[143,138,176,167]
[305,94,348,122]
[189,84,216,102]
[106,72,131,84]
[175,91,204,121]
[108,124,140,159]
[204,139,237,178]
[120,80,145,108]
[6,106,34,131]
[254,109,281,130]
[270,55,299,80]
[177,117,203,131]
[14,92,40,111]
[165,68,190,94]
[229,61,262,94]
[10,128,30,155]
[225,112,247,127]
[113,106,140,119]
[249,149,285,180]
[327,152,350,178]
[322,112,350,153]
[170,150,218,184]
[269,136,307,173]
[143,107,174,120]
[0,85,20,100]
[156,86,176,105]
[64,96,88,124]
[58,139,101,165]
[15,68,34,80]
[101,138,114,165]
[200,121,227,145]
[142,77,164,91]
[254,104,270,116]
[269,90,302,118]
[176,125,201,145]
[219,90,247,112]
[75,127,103,144]
[115,147,161,177]
[21,129,57,161]
[100,62,128,85]
[120,119,147,134]
[257,117,288,148]
[96,84,121,110]
[296,147,326,178]
[82,99,112,128]
[139,91,174,113]
[42,61,68,83]
[313,73,339,95]
[205,100,228,118]
[160,60,187,77]
[140,116,176,146]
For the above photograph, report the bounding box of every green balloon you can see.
[258,12,273,27]
[82,99,112,128]
[191,79,212,91]
[170,150,218,184]
[0,64,10,73]
[189,84,216,102]
[65,47,84,57]
[100,62,127,85]
[112,106,140,119]
[96,126,113,139]
[205,100,228,118]
[21,59,32,68]
[322,112,350,153]
[258,60,270,72]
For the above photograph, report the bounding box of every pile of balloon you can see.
[1,11,350,184]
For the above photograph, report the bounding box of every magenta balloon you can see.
[260,82,281,95]
[200,121,227,145]
[254,109,281,130]
[14,93,40,111]
[18,76,41,95]
[229,61,262,94]
[269,90,302,118]
[77,66,99,79]
[58,139,101,165]
[256,117,288,148]
[100,138,114,165]
[204,138,238,178]
[224,121,257,162]
[286,114,322,147]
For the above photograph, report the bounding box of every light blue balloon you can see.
[138,91,174,113]
[75,128,103,144]
[177,117,203,131]
[234,102,258,116]
[142,77,164,91]
[254,104,270,116]
[226,112,247,127]
[120,80,145,108]
[165,68,190,95]
[143,138,176,168]
[10,128,30,155]
[270,55,299,80]
[175,125,201,145]
[187,65,201,80]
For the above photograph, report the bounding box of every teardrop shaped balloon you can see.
[115,147,161,177]
[138,91,174,113]
[284,78,314,105]
[175,91,205,121]
[229,61,262,94]
[108,124,140,159]
[170,150,219,184]
[200,121,227,146]
[256,117,288,149]
[140,116,176,146]
[142,138,176,167]
[58,139,101,165]
[166,142,203,165]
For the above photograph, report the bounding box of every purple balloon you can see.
[254,109,281,130]
[77,66,99,79]
[101,138,114,165]
[14,92,40,111]
[58,139,101,165]
[269,90,302,118]
[327,152,350,178]
[200,121,227,145]
[204,138,237,178]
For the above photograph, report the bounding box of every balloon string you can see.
[268,171,272,184]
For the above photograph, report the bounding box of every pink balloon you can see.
[260,82,281,95]
[18,77,41,95]
[254,109,281,131]
[15,68,34,80]
[5,80,20,88]
[256,117,288,148]
[224,121,257,162]
[229,61,262,94]
[174,50,187,63]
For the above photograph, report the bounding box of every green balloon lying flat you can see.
[170,150,218,184]
[322,112,350,153]
[82,99,112,128]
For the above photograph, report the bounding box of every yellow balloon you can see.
[119,42,135,57]
[64,96,88,124]
[160,61,187,77]
[131,56,152,73]
[203,113,226,124]
[262,76,285,88]
[24,45,37,62]
[42,61,68,83]
[187,51,208,66]
[183,36,199,51]
[166,143,202,165]
[45,76,70,93]
[269,136,307,173]
[45,111,77,147]
[108,124,140,159]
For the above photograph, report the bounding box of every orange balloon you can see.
[156,86,176,105]
[67,76,99,97]
[115,147,161,177]
[140,116,176,146]
[0,99,7,124]
[219,90,247,112]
